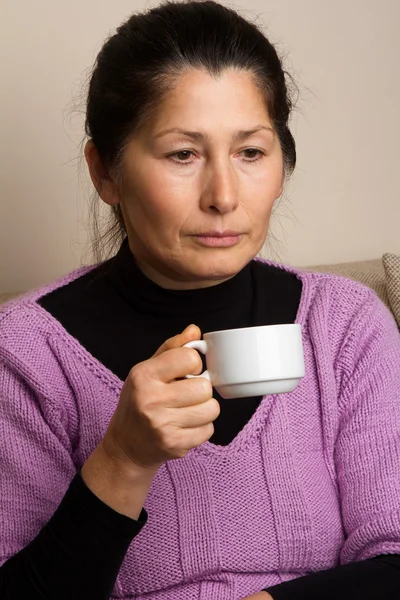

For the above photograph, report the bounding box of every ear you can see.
[84,140,120,206]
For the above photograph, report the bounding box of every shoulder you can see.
[296,264,394,336]
[0,265,100,387]
[0,264,94,335]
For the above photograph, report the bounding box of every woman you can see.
[0,1,399,598]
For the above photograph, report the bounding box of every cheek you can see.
[245,184,280,221]
[245,156,283,196]
[124,181,189,239]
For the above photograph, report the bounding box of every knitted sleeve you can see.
[335,291,400,564]
[0,351,77,566]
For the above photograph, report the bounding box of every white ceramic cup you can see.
[183,323,305,399]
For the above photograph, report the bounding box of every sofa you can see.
[1,255,399,328]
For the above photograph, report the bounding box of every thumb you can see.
[152,324,201,357]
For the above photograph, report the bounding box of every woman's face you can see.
[110,69,284,289]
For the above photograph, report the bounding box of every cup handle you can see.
[183,340,210,381]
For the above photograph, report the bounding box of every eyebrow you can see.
[154,125,274,141]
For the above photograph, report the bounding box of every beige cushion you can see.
[383,253,400,327]
[0,292,20,305]
[308,259,390,308]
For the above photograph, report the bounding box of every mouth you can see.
[193,231,243,248]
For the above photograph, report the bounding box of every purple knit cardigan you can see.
[0,262,400,599]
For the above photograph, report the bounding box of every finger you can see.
[153,324,201,358]
[164,376,213,408]
[145,346,204,382]
[175,398,221,428]
[179,423,215,451]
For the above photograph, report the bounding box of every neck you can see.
[105,237,255,318]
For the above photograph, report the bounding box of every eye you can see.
[168,150,196,165]
[167,148,265,166]
[240,148,265,162]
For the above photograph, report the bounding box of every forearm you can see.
[81,438,158,520]
[0,470,147,599]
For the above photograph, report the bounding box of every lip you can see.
[193,231,242,248]
[195,230,242,238]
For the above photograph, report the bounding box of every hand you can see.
[82,324,220,520]
[102,324,220,471]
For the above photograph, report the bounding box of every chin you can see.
[189,248,253,281]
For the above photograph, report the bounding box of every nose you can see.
[199,159,239,214]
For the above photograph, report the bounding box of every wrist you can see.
[99,433,161,480]
[81,440,159,520]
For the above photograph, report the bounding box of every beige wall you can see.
[1,0,399,293]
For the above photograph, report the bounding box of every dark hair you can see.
[85,0,297,261]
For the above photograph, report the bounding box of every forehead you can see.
[147,68,271,131]
[166,67,264,98]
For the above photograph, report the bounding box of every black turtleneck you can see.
[1,238,399,600]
